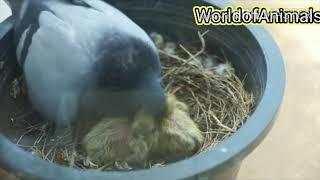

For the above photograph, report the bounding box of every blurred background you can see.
[233,1,320,179]
[1,0,320,179]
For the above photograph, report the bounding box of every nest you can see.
[9,31,255,171]
[158,31,255,152]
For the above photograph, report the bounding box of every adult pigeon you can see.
[6,0,166,138]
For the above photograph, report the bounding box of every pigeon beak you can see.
[139,78,166,119]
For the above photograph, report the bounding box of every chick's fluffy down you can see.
[81,117,152,166]
[150,95,204,160]
[82,94,203,166]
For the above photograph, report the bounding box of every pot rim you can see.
[0,0,285,179]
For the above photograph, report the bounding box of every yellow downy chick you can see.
[151,94,203,161]
[81,112,155,167]
[82,94,203,167]
[131,110,157,140]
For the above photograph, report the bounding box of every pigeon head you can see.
[80,32,166,121]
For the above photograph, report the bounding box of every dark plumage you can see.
[7,0,166,136]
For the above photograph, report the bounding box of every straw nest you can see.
[10,30,255,171]
[158,31,255,152]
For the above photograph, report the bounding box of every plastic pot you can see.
[0,0,285,179]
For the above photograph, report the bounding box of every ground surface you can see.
[233,1,320,180]
[1,0,320,179]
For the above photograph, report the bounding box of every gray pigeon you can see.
[6,0,166,138]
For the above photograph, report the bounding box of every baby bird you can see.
[213,62,235,78]
[190,54,235,78]
[149,32,165,49]
[81,110,157,167]
[150,94,204,161]
[163,42,177,55]
[82,94,203,167]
